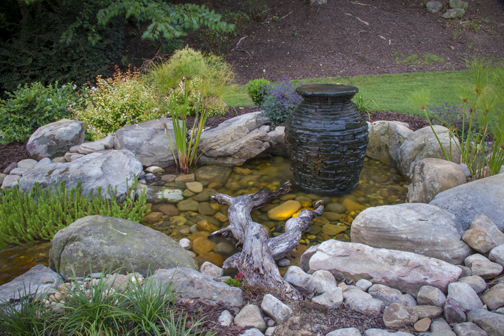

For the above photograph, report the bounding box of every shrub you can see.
[0,82,81,145]
[146,46,241,117]
[246,78,271,106]
[0,180,148,250]
[261,78,304,126]
[72,67,166,140]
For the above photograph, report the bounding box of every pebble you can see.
[278,259,290,267]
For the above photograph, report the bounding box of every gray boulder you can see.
[351,203,472,264]
[408,158,467,203]
[114,118,176,168]
[19,150,142,200]
[149,267,243,307]
[26,119,85,160]
[49,216,197,279]
[0,265,62,302]
[397,125,460,178]
[429,174,504,231]
[426,1,443,13]
[301,240,462,295]
[197,112,270,166]
[366,121,412,166]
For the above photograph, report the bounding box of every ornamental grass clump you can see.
[0,180,148,250]
[409,58,504,179]
[72,67,166,140]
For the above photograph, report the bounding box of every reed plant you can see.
[409,58,504,179]
[0,179,148,250]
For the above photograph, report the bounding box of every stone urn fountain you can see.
[285,84,369,195]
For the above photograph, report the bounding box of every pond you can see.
[0,156,408,286]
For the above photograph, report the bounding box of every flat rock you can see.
[369,284,411,306]
[150,267,243,307]
[195,166,232,187]
[470,213,504,245]
[49,216,197,278]
[429,174,504,231]
[481,283,504,310]
[351,203,471,264]
[465,254,503,279]
[19,150,143,200]
[26,119,85,160]
[326,328,362,336]
[114,117,176,168]
[383,303,418,327]
[364,330,412,336]
[346,298,385,316]
[453,322,487,336]
[0,265,62,302]
[412,305,443,319]
[301,240,462,295]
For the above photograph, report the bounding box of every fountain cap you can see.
[296,84,358,99]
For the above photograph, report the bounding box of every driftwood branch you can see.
[210,180,324,300]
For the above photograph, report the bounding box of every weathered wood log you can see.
[210,180,324,299]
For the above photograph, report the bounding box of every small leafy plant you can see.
[0,82,81,144]
[260,77,304,126]
[247,78,271,106]
[72,67,166,140]
[224,272,244,287]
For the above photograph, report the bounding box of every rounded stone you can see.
[177,200,199,212]
[186,181,203,193]
[192,237,216,255]
[326,203,346,214]
[267,200,302,220]
[322,224,347,236]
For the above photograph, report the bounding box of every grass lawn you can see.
[227,70,477,116]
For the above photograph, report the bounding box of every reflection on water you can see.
[0,156,408,286]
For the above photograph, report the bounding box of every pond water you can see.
[0,156,408,286]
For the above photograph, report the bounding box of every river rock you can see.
[467,309,504,336]
[267,200,301,221]
[114,118,177,168]
[481,283,504,310]
[457,275,486,294]
[462,228,497,254]
[470,213,504,245]
[135,184,184,203]
[234,304,266,331]
[465,254,503,279]
[447,282,483,311]
[178,199,199,211]
[283,266,312,287]
[366,121,412,166]
[301,240,462,295]
[195,166,232,187]
[453,322,487,336]
[0,265,63,302]
[407,158,466,203]
[312,288,344,308]
[397,125,461,178]
[26,119,85,160]
[429,174,504,231]
[417,285,446,307]
[443,297,466,323]
[326,328,361,336]
[364,330,412,336]
[78,141,105,154]
[261,294,293,324]
[347,298,385,316]
[412,305,443,319]
[306,270,337,294]
[150,267,243,307]
[369,284,411,306]
[49,216,197,278]
[1,175,20,189]
[19,150,142,200]
[383,303,418,327]
[198,112,270,166]
[199,262,223,278]
[490,244,504,267]
[351,203,471,264]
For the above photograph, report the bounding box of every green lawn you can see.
[227,70,476,116]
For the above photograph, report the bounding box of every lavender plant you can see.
[260,78,304,126]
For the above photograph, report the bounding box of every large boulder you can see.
[49,216,197,279]
[114,118,176,168]
[18,150,142,200]
[397,125,461,178]
[351,203,472,264]
[197,112,270,166]
[149,267,243,307]
[0,265,62,302]
[301,240,462,295]
[407,158,467,203]
[366,121,412,166]
[429,174,504,231]
[26,119,85,160]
